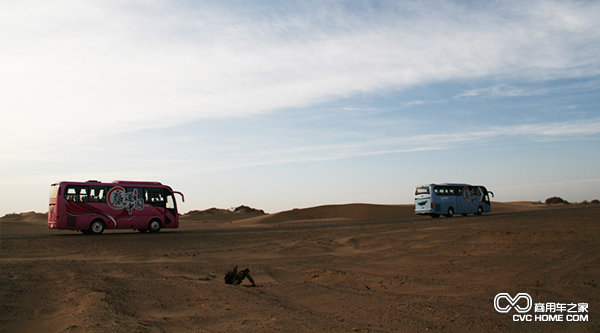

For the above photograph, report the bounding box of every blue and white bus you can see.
[414,183,494,218]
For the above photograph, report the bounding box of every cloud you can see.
[498,119,600,137]
[454,84,553,98]
[455,79,600,99]
[1,0,600,156]
[403,100,427,107]
[155,118,600,174]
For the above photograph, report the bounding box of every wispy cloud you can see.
[157,118,600,174]
[454,84,553,98]
[497,119,600,138]
[2,0,600,151]
[403,100,427,107]
[455,79,600,99]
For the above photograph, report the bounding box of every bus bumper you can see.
[415,209,433,215]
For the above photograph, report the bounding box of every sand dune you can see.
[232,203,418,226]
[489,201,548,213]
[0,201,579,234]
[181,205,265,222]
[1,203,598,332]
[231,201,557,227]
[0,211,45,222]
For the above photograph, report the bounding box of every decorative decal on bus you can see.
[107,186,144,214]
[462,187,475,202]
[66,201,125,227]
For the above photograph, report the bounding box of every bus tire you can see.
[88,219,106,235]
[148,219,162,233]
[476,206,483,215]
[446,207,454,218]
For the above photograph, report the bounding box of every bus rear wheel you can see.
[88,219,105,235]
[148,220,162,233]
[446,207,454,218]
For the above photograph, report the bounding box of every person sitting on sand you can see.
[224,266,256,286]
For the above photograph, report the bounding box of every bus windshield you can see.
[415,186,430,195]
[49,184,59,199]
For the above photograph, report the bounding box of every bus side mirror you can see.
[173,191,185,202]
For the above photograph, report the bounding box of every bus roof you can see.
[112,180,163,185]
[53,180,168,187]
[416,183,486,187]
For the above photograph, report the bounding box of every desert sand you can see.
[1,202,598,332]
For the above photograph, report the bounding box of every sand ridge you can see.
[231,203,417,227]
[220,201,562,227]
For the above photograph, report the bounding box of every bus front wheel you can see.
[148,220,162,233]
[88,219,106,235]
[446,207,454,218]
[476,206,483,215]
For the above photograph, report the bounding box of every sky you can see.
[1,0,599,216]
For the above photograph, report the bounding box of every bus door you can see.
[480,187,493,212]
[165,192,177,227]
[145,187,169,226]
[454,187,465,214]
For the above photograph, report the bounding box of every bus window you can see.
[65,186,88,202]
[79,188,88,202]
[89,187,106,203]
[49,184,59,199]
[435,186,455,195]
[481,187,490,203]
[166,194,175,210]
[146,188,166,206]
[65,186,77,201]
[415,186,430,195]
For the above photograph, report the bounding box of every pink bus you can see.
[48,180,184,234]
